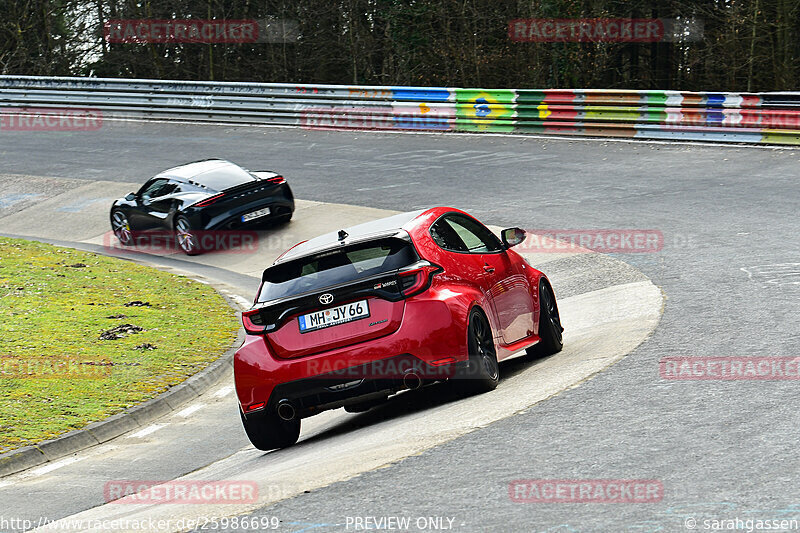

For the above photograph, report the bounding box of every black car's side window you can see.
[432,214,503,254]
[430,219,468,252]
[139,178,170,201]
[158,181,179,197]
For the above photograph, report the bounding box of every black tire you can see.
[454,308,500,394]
[110,209,134,246]
[240,409,300,451]
[273,212,292,225]
[344,396,387,413]
[174,216,202,255]
[527,280,563,358]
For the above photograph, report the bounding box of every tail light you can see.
[265,176,286,185]
[242,308,266,334]
[398,262,442,298]
[192,192,225,207]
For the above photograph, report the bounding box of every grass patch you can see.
[0,237,240,453]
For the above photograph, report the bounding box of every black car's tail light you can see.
[398,262,442,298]
[192,192,225,207]
[242,308,266,334]
[265,176,286,185]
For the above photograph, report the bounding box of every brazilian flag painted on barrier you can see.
[455,89,515,132]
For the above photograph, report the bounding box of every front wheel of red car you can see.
[240,410,300,451]
[527,281,563,359]
[455,309,499,394]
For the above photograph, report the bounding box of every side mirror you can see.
[501,227,526,248]
[125,192,137,201]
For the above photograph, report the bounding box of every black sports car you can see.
[110,159,294,255]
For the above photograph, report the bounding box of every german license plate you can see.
[298,300,370,333]
[241,207,270,222]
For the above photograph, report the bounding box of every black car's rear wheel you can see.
[454,308,499,394]
[175,216,201,255]
[273,212,292,225]
[240,410,300,451]
[110,210,133,246]
[527,281,563,358]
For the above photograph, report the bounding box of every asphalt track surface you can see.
[1,121,799,532]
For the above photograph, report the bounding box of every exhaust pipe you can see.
[276,400,296,421]
[402,372,422,391]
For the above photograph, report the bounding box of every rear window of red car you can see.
[257,238,418,302]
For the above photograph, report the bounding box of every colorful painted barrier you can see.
[1,76,799,145]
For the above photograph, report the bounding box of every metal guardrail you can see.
[1,76,799,145]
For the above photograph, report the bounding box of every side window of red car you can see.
[430,218,468,252]
[442,215,503,254]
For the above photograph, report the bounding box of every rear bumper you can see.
[251,355,462,419]
[208,198,294,231]
[234,298,468,417]
[193,183,295,231]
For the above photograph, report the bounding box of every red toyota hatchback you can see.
[235,207,563,450]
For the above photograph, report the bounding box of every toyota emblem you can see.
[319,293,334,305]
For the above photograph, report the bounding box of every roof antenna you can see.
[338,230,348,241]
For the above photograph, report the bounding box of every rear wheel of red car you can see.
[527,281,563,358]
[239,410,300,451]
[455,308,499,394]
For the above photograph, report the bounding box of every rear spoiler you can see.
[272,230,412,266]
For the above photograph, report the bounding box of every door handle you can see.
[483,264,495,273]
